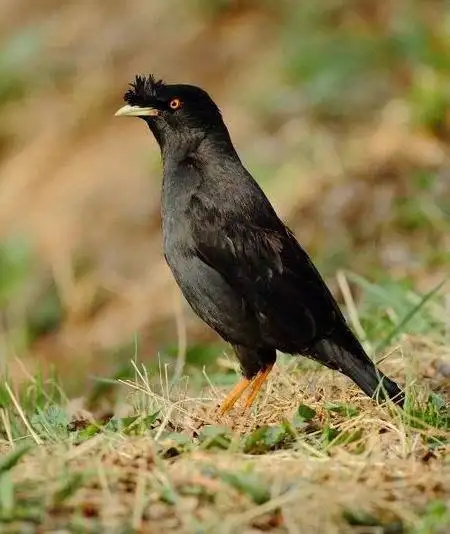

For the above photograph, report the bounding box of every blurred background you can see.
[0,0,449,394]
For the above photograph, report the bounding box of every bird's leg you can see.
[218,377,253,415]
[243,364,274,410]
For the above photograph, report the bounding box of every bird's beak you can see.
[114,104,159,117]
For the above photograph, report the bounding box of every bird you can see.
[115,74,405,413]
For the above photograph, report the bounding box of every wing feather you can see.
[189,194,338,351]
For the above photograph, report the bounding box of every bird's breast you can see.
[161,164,202,255]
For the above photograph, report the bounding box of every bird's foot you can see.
[241,365,274,412]
[218,377,252,415]
[218,364,274,417]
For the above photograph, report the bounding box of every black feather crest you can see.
[124,75,165,106]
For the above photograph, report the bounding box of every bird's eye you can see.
[169,98,182,110]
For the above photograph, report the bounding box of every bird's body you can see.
[162,148,276,350]
[116,75,404,409]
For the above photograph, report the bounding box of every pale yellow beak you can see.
[114,104,159,117]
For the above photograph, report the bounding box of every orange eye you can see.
[169,98,182,110]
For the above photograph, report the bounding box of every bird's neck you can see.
[197,133,240,163]
[161,132,246,212]
[162,130,240,170]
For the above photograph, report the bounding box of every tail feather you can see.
[311,334,404,407]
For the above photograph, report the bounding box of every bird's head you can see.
[115,75,231,156]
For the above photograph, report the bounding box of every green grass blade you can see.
[53,473,85,505]
[375,278,447,354]
[0,443,32,475]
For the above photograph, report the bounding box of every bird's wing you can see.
[189,195,339,351]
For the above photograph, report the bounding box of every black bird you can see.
[115,75,404,412]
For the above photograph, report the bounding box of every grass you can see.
[0,275,449,533]
[0,240,449,533]
[0,329,449,533]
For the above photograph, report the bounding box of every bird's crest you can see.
[124,75,165,106]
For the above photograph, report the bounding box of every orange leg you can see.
[219,377,252,415]
[243,365,274,410]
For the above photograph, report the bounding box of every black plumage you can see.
[115,75,404,410]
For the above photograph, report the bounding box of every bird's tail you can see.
[311,333,404,407]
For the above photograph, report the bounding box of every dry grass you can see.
[1,336,449,533]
